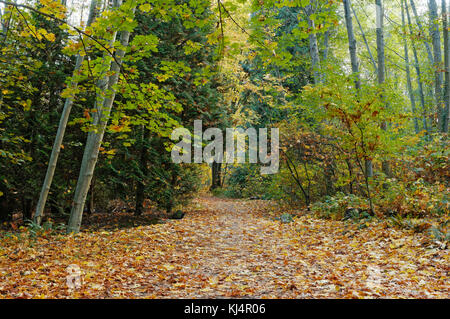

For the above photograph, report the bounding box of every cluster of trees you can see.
[216,0,448,218]
[0,0,223,232]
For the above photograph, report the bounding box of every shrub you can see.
[310,192,369,220]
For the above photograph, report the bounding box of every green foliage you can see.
[222,164,273,199]
[24,218,65,238]
[310,193,369,220]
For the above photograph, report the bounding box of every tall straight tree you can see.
[350,3,377,72]
[428,0,444,129]
[343,0,360,91]
[304,4,321,85]
[375,0,391,177]
[428,0,444,127]
[410,0,434,63]
[442,0,449,132]
[406,0,429,133]
[67,3,136,233]
[33,0,98,225]
[343,0,373,177]
[401,0,420,134]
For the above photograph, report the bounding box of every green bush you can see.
[310,192,370,220]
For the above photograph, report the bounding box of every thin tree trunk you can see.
[67,3,135,233]
[33,0,98,225]
[306,5,322,85]
[376,0,392,177]
[322,29,330,62]
[343,0,361,91]
[442,0,449,132]
[401,0,420,134]
[210,162,222,190]
[406,0,429,133]
[87,178,94,215]
[344,0,374,178]
[410,0,434,63]
[429,0,444,129]
[350,2,377,72]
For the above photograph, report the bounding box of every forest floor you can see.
[0,196,448,298]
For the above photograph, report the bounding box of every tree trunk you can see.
[322,29,330,62]
[351,3,377,72]
[405,0,429,134]
[86,178,94,215]
[343,0,360,91]
[428,0,444,129]
[401,0,420,134]
[210,162,222,190]
[375,0,392,177]
[442,0,449,132]
[34,0,98,225]
[410,0,434,63]
[344,0,374,177]
[67,3,135,233]
[306,5,321,85]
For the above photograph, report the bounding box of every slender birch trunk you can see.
[442,0,449,132]
[375,0,392,177]
[406,0,429,133]
[429,0,444,129]
[350,3,377,72]
[401,0,420,134]
[343,0,360,91]
[305,5,321,85]
[67,5,135,233]
[410,0,434,63]
[33,0,98,225]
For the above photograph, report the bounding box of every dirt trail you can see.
[0,196,448,298]
[139,197,448,298]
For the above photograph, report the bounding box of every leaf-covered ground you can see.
[0,197,448,298]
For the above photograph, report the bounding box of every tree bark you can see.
[375,0,392,177]
[67,3,135,233]
[410,0,434,63]
[322,29,330,62]
[343,0,374,178]
[350,3,377,73]
[305,5,322,85]
[210,162,222,190]
[442,0,449,132]
[428,0,444,129]
[34,0,98,225]
[343,0,360,91]
[406,0,429,133]
[401,0,420,134]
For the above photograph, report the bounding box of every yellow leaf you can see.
[163,264,175,271]
[44,32,56,42]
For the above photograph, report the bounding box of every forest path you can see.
[136,196,448,298]
[0,196,448,298]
